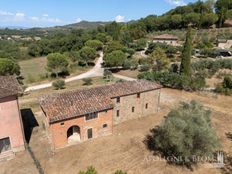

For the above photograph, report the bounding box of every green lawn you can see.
[19,57,91,85]
[19,57,48,84]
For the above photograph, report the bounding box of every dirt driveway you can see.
[1,88,232,174]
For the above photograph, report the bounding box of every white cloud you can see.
[0,10,14,16]
[14,12,25,21]
[30,16,39,21]
[42,14,49,17]
[75,18,82,23]
[0,10,63,26]
[115,15,125,23]
[43,17,62,23]
[165,0,186,6]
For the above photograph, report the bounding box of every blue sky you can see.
[0,0,197,28]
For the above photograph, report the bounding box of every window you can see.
[132,107,135,113]
[0,137,11,153]
[86,112,98,121]
[117,110,120,117]
[137,93,140,98]
[103,124,108,128]
[116,97,120,103]
[146,103,148,109]
[87,128,93,139]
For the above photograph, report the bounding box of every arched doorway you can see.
[67,126,81,143]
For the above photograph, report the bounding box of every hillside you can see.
[0,21,110,37]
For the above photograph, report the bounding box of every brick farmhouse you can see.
[0,76,25,160]
[40,80,162,149]
[153,34,180,46]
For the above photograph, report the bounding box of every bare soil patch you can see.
[116,70,139,79]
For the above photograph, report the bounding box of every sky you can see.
[0,0,197,28]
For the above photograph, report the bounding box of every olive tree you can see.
[146,100,219,166]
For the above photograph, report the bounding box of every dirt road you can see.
[25,52,104,92]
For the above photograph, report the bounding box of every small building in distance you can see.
[0,76,25,160]
[217,39,232,49]
[40,80,162,149]
[153,34,179,46]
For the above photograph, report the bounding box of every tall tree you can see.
[47,53,69,77]
[79,46,96,66]
[148,47,170,72]
[104,50,127,67]
[0,58,20,76]
[215,0,232,27]
[180,27,192,77]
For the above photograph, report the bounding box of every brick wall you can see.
[113,89,161,124]
[0,96,25,153]
[48,109,113,149]
[44,88,161,149]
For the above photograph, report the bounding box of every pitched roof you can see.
[0,76,23,99]
[40,80,162,123]
[154,34,178,40]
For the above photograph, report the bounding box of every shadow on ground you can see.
[225,132,232,141]
[21,108,39,144]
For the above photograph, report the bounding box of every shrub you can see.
[82,78,93,86]
[79,166,97,174]
[103,70,113,82]
[139,64,150,72]
[138,71,205,91]
[146,101,219,167]
[114,170,127,174]
[215,76,232,95]
[52,79,65,90]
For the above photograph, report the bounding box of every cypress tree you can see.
[180,27,192,77]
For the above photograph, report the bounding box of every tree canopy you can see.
[0,58,20,76]
[146,100,219,166]
[104,50,127,67]
[148,47,170,72]
[47,53,69,77]
[85,40,103,51]
[180,27,192,77]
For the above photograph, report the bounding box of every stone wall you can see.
[0,96,25,153]
[113,89,161,125]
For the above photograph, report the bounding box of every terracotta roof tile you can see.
[0,76,23,99]
[40,80,162,123]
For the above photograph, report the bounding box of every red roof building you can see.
[0,76,25,160]
[40,80,162,149]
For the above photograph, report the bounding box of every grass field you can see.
[19,57,48,84]
[19,57,91,85]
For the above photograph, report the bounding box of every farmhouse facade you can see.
[153,34,179,46]
[40,80,162,149]
[0,76,25,160]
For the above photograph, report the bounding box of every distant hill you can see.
[42,21,111,32]
[63,20,110,29]
[0,21,111,37]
